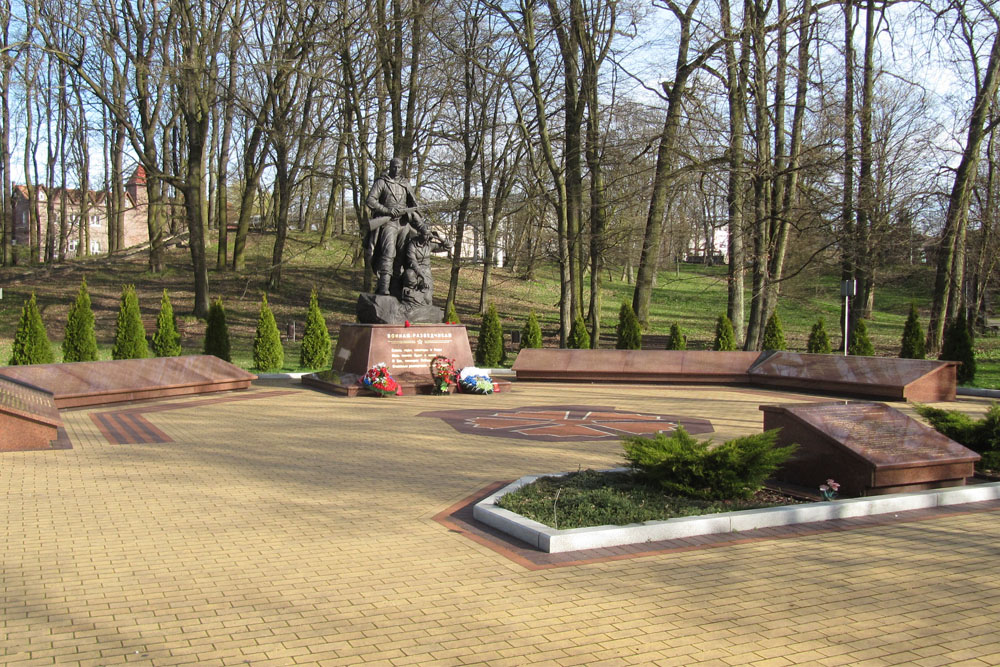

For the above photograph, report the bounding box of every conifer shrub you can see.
[112,285,148,360]
[899,304,926,359]
[666,322,686,350]
[62,278,98,362]
[150,289,182,357]
[567,314,590,349]
[252,294,284,372]
[9,293,54,365]
[475,303,505,367]
[940,310,976,384]
[444,302,461,324]
[807,318,832,354]
[616,301,642,350]
[848,317,875,356]
[300,290,332,369]
[762,311,786,351]
[914,403,1000,454]
[713,314,737,351]
[203,298,231,362]
[519,311,543,350]
[622,427,797,501]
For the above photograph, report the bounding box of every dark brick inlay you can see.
[419,404,713,442]
[90,389,298,445]
[433,483,1000,570]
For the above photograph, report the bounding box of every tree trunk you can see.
[927,17,1000,352]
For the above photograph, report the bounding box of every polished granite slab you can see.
[762,401,979,496]
[512,349,761,383]
[0,356,257,408]
[750,352,958,401]
[512,349,958,401]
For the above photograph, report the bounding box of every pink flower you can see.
[405,320,411,327]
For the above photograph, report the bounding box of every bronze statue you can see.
[359,158,447,324]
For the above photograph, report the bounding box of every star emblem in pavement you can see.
[419,405,713,442]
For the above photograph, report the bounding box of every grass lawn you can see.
[494,469,807,530]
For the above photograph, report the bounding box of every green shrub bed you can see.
[495,469,804,530]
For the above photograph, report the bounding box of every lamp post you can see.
[841,280,856,356]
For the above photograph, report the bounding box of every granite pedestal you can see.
[761,401,980,496]
[303,323,510,396]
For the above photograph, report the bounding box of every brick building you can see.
[11,167,150,257]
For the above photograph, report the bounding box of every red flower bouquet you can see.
[430,356,457,395]
[359,363,402,397]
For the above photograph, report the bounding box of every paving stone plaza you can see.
[3,379,999,665]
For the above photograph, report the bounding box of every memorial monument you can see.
[303,157,505,395]
[358,157,448,325]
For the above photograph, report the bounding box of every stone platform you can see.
[762,401,980,495]
[512,349,958,401]
[306,322,511,396]
[0,356,257,408]
[0,376,66,451]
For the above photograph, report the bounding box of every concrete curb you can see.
[474,473,1000,553]
[957,387,1000,399]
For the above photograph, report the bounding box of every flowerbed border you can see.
[473,471,1000,553]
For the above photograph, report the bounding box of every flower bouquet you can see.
[359,363,402,397]
[457,366,494,394]
[430,356,457,395]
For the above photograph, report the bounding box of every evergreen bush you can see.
[567,314,590,349]
[914,403,1000,454]
[112,285,149,360]
[519,311,543,350]
[940,310,976,384]
[62,278,98,362]
[9,293,53,365]
[300,290,332,369]
[848,317,875,356]
[622,427,797,501]
[713,314,737,351]
[899,303,926,359]
[150,289,182,357]
[252,294,284,372]
[762,311,786,351]
[203,298,232,362]
[806,318,832,354]
[444,302,461,324]
[475,303,505,366]
[666,322,686,350]
[616,301,642,350]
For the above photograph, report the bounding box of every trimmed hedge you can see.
[112,285,148,360]
[63,278,98,362]
[151,289,182,357]
[899,303,925,359]
[300,290,332,369]
[9,293,53,365]
[762,311,786,351]
[252,294,284,372]
[713,314,737,351]
[807,318,832,354]
[203,298,232,362]
[476,303,505,366]
[519,311,543,350]
[616,301,642,350]
[567,314,590,349]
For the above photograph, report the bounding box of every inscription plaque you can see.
[305,323,510,396]
[761,401,980,496]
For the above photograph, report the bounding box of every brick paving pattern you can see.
[2,380,999,665]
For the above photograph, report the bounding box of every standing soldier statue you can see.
[359,158,447,324]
